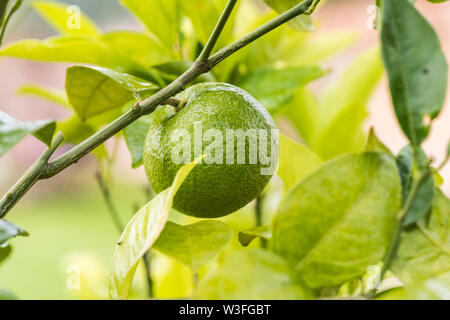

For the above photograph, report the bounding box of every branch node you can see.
[133,101,141,111]
[195,59,212,73]
[305,0,321,15]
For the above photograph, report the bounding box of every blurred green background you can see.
[0,182,141,299]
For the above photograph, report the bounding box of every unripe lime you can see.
[143,83,279,218]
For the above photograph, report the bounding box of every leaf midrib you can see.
[80,75,109,120]
[417,223,450,257]
[387,2,417,146]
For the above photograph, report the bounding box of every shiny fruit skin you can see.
[143,82,278,218]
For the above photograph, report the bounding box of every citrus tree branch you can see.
[197,0,238,61]
[0,132,64,218]
[0,0,317,218]
[208,0,315,67]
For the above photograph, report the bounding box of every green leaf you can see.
[278,133,323,191]
[396,145,435,226]
[181,0,235,48]
[17,84,70,109]
[272,152,402,289]
[32,1,100,36]
[153,220,232,271]
[57,115,109,159]
[392,190,450,299]
[0,220,28,246]
[282,87,321,145]
[66,66,158,120]
[100,31,173,69]
[237,66,326,113]
[57,116,95,144]
[381,0,448,146]
[280,31,357,67]
[0,111,56,156]
[123,114,154,168]
[120,0,180,51]
[404,179,435,227]
[313,46,384,159]
[324,45,383,125]
[365,128,392,155]
[238,225,272,247]
[0,35,147,76]
[109,159,199,299]
[0,288,17,300]
[337,262,383,297]
[0,244,12,264]
[194,249,312,300]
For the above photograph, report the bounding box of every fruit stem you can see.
[163,97,182,108]
[175,98,188,112]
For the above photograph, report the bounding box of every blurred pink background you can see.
[0,0,449,198]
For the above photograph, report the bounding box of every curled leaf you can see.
[0,111,55,156]
[0,220,28,246]
[238,225,271,247]
[109,159,199,299]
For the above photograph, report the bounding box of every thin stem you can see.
[437,147,449,172]
[95,170,124,233]
[0,0,23,46]
[208,0,314,67]
[0,132,64,218]
[142,252,153,298]
[0,0,317,218]
[397,168,432,221]
[197,0,238,62]
[0,0,9,29]
[141,184,155,298]
[193,272,199,286]
[255,196,267,249]
[97,168,156,298]
[370,168,432,297]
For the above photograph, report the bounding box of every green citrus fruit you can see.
[143,82,279,218]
